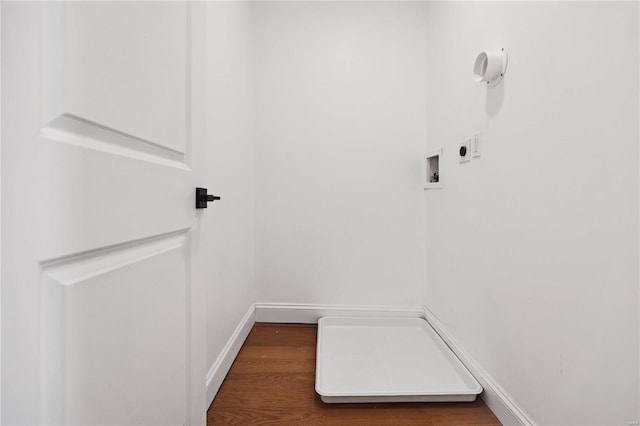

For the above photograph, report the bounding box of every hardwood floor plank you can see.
[210,406,502,426]
[208,323,501,425]
[226,356,316,375]
[219,372,315,387]
[235,345,316,360]
[212,383,320,408]
[244,324,318,347]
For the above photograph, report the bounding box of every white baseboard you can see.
[206,304,255,408]
[254,302,425,323]
[422,307,534,426]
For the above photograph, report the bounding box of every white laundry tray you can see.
[315,317,482,403]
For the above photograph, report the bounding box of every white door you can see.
[1,2,207,424]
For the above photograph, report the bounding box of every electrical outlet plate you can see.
[471,133,481,158]
[459,139,471,163]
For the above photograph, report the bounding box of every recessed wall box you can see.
[424,149,442,189]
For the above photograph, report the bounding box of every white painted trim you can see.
[422,307,534,426]
[0,2,3,419]
[206,304,255,408]
[254,302,425,324]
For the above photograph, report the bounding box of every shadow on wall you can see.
[485,81,505,116]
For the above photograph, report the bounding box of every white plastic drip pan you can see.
[315,317,482,403]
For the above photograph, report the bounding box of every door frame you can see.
[1,1,4,419]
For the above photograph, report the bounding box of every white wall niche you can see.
[424,149,442,189]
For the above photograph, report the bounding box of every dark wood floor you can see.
[207,323,501,425]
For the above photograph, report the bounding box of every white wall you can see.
[204,0,255,390]
[424,2,639,425]
[253,2,428,306]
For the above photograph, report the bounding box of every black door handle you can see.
[196,187,221,209]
